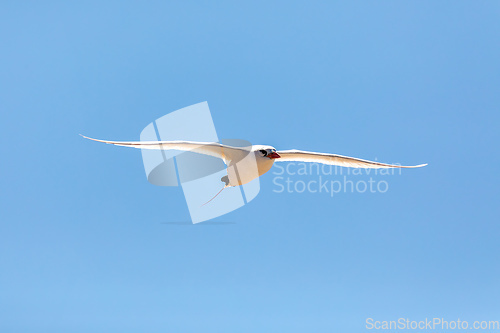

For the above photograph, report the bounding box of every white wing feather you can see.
[81,135,247,164]
[82,135,427,169]
[276,149,427,169]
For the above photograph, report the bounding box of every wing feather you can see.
[81,135,246,163]
[276,149,427,169]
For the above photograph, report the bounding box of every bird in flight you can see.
[82,135,426,193]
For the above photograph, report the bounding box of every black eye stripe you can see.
[259,149,267,156]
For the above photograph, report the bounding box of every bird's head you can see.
[255,145,281,159]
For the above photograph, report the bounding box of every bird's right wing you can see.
[81,135,247,164]
[276,149,427,169]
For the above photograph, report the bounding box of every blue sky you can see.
[1,1,499,332]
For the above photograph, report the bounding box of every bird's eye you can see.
[259,149,267,156]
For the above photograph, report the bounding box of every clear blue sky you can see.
[1,1,499,332]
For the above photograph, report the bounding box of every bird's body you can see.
[82,136,427,187]
[225,145,276,186]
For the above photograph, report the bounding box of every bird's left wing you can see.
[276,149,427,169]
[81,135,247,164]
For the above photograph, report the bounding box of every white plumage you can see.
[82,135,427,187]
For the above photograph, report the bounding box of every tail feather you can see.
[202,185,228,206]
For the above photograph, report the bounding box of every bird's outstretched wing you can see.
[81,135,247,163]
[275,149,427,169]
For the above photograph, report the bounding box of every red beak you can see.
[268,152,281,159]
